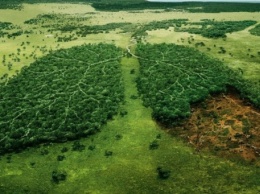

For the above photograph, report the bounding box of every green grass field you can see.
[0,3,259,193]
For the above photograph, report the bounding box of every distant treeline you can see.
[92,2,260,12]
[1,0,260,13]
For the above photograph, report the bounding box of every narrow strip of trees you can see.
[175,20,257,38]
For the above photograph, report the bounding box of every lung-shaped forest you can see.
[0,43,124,154]
[0,42,259,154]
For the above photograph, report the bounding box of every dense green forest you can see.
[136,43,260,125]
[92,2,260,12]
[0,43,124,154]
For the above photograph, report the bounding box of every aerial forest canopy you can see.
[136,43,260,126]
[0,43,124,154]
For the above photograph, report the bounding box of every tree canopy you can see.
[135,43,259,125]
[0,43,124,154]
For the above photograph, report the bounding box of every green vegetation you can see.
[0,2,22,10]
[0,2,259,193]
[0,22,14,30]
[132,19,256,40]
[132,19,188,41]
[136,43,259,125]
[0,43,124,154]
[24,13,132,41]
[0,21,22,39]
[250,23,260,36]
[175,20,257,38]
[92,2,260,12]
[24,13,89,28]
[74,22,132,37]
[0,21,18,38]
[2,0,260,13]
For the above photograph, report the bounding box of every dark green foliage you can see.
[92,2,260,12]
[200,3,260,13]
[61,147,68,153]
[249,24,260,36]
[24,14,132,39]
[2,0,260,12]
[104,150,113,157]
[0,22,14,30]
[57,155,65,161]
[52,170,67,184]
[136,43,258,125]
[57,35,77,42]
[0,21,19,38]
[149,140,159,150]
[132,19,188,40]
[0,43,124,154]
[0,2,22,10]
[40,149,49,155]
[130,69,135,74]
[132,19,256,40]
[88,145,95,150]
[7,30,23,38]
[157,167,171,180]
[6,155,12,163]
[24,14,57,25]
[75,22,132,37]
[30,161,36,167]
[72,141,85,152]
[195,42,205,47]
[115,134,122,140]
[175,20,257,38]
[24,13,89,28]
[119,110,128,117]
[3,0,260,12]
[231,78,260,109]
[156,134,161,139]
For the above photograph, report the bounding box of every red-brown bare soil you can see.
[164,91,260,163]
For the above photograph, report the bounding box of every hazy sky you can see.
[147,0,260,2]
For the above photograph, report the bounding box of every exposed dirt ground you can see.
[164,89,260,163]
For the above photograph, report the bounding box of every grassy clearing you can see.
[90,11,260,25]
